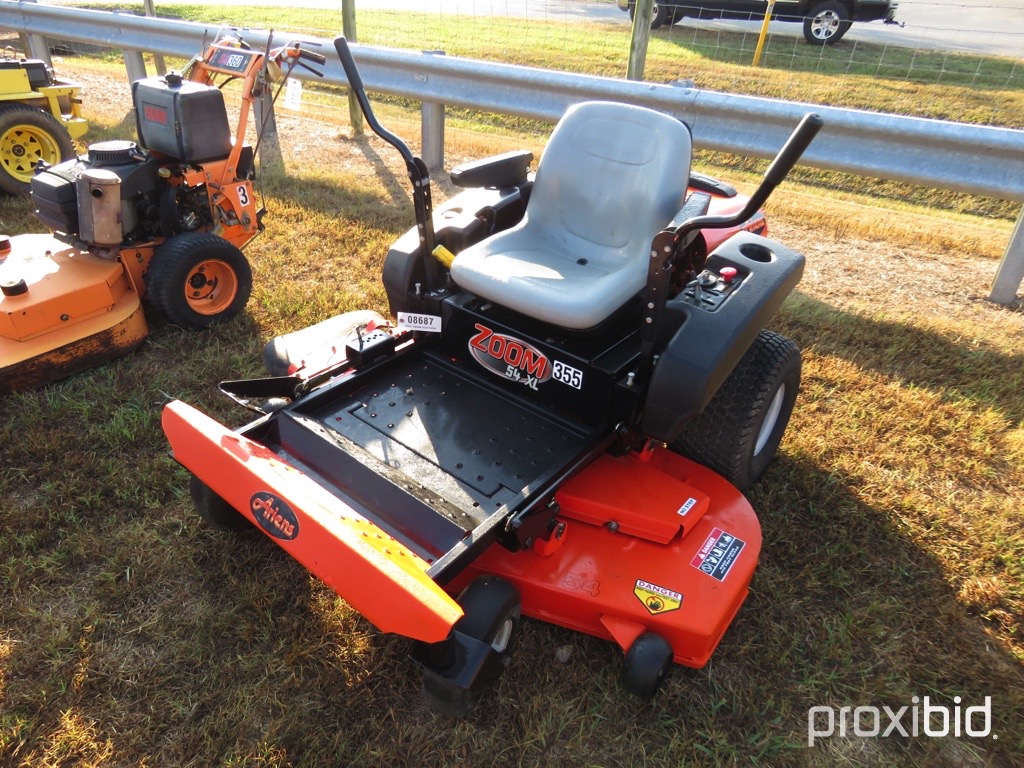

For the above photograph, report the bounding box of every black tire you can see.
[0,104,75,195]
[803,1,852,45]
[422,576,521,716]
[189,475,251,532]
[146,232,252,330]
[629,2,670,29]
[454,576,522,654]
[621,631,674,699]
[671,329,801,492]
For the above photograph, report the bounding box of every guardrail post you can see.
[421,51,445,171]
[25,34,51,66]
[989,206,1024,305]
[123,49,147,83]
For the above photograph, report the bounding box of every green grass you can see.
[1,6,1022,767]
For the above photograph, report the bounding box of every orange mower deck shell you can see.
[448,447,762,667]
[0,234,147,391]
[162,400,464,644]
[165,392,760,666]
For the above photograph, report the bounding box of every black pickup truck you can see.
[619,0,900,44]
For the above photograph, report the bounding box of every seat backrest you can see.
[449,102,693,330]
[525,101,691,268]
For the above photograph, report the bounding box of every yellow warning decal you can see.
[634,579,682,615]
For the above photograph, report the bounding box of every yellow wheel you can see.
[0,104,75,195]
[146,233,252,330]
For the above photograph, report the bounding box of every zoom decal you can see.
[469,324,552,390]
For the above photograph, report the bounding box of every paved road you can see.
[351,0,1024,58]
[57,0,1024,58]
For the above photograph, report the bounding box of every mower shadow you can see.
[718,452,1024,765]
[777,292,1024,424]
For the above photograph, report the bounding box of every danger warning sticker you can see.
[634,579,682,615]
[690,528,745,582]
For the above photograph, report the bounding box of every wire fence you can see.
[1,0,1021,221]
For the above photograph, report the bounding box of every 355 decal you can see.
[469,324,583,391]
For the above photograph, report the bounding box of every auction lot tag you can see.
[397,312,442,333]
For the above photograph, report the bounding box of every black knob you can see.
[2,278,28,297]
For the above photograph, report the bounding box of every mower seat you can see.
[450,101,691,330]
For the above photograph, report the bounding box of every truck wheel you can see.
[629,2,669,29]
[803,1,852,45]
[621,631,673,699]
[0,104,75,195]
[146,233,252,330]
[189,475,251,532]
[671,329,801,492]
[422,576,521,716]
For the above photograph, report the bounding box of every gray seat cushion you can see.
[451,101,692,330]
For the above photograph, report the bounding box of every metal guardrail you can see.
[2,2,1023,303]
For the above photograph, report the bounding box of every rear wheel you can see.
[146,233,252,329]
[621,632,674,699]
[0,104,75,195]
[803,1,852,45]
[671,329,801,492]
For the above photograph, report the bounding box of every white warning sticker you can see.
[690,527,745,582]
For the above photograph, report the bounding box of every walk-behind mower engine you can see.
[0,34,326,393]
[31,73,245,251]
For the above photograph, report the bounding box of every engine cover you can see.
[31,149,162,241]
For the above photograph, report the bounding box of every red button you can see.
[720,267,738,283]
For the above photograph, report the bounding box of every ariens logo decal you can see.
[469,323,552,390]
[250,492,299,540]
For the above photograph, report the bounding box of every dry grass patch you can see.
[0,49,1022,768]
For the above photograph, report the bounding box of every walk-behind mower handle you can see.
[299,49,327,66]
[672,113,824,242]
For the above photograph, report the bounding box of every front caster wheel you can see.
[621,631,674,699]
[421,576,521,716]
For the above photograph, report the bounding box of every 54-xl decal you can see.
[468,323,583,391]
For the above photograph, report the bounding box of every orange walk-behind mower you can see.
[163,37,823,715]
[0,33,327,392]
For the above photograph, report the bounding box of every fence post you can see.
[627,0,653,81]
[753,1,775,67]
[342,0,363,136]
[256,91,286,176]
[143,0,166,75]
[988,206,1024,305]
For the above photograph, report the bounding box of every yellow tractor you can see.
[0,49,87,194]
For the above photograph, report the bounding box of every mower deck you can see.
[0,234,146,391]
